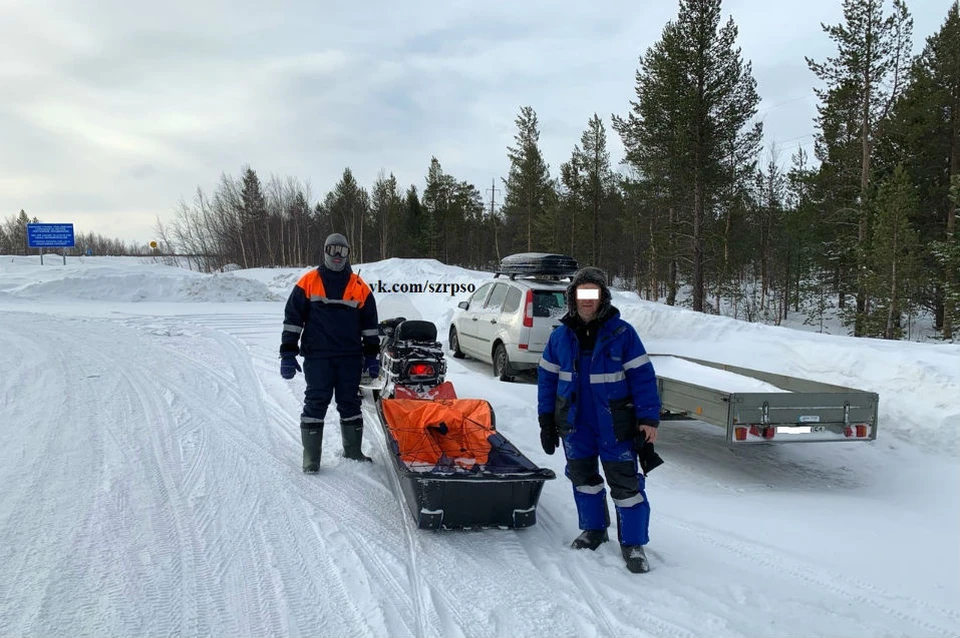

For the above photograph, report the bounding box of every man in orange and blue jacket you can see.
[280,233,380,471]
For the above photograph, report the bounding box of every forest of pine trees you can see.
[3,0,958,340]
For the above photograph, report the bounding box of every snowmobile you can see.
[362,317,556,530]
[360,317,449,400]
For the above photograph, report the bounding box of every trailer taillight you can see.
[523,290,534,327]
[735,427,747,441]
[845,425,869,438]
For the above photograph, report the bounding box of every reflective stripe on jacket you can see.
[281,267,379,358]
[537,309,660,440]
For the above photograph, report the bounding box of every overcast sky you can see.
[0,0,952,245]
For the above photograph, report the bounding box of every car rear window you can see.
[533,291,565,317]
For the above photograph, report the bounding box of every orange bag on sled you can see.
[380,398,494,470]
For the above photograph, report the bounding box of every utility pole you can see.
[488,178,503,263]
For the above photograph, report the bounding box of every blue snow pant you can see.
[301,355,363,428]
[563,425,650,546]
[562,351,650,546]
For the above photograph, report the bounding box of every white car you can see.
[449,254,575,380]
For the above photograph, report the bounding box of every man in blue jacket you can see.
[279,233,380,471]
[537,266,662,573]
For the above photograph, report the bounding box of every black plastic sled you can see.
[375,391,556,530]
[365,316,556,530]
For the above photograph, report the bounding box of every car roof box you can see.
[495,253,579,280]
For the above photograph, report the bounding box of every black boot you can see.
[571,529,609,550]
[301,427,323,473]
[621,545,650,573]
[341,420,372,462]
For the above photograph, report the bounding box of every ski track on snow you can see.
[2,305,958,638]
[660,514,960,637]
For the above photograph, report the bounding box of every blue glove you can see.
[364,356,379,378]
[280,355,301,379]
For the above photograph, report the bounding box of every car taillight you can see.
[408,363,435,377]
[523,290,534,328]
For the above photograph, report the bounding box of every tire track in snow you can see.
[0,315,217,636]
[359,399,435,638]
[144,312,461,638]
[662,514,960,637]
[129,317,383,636]
[133,313,427,636]
[536,506,701,638]
[158,315,435,635]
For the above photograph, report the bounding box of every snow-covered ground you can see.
[0,254,958,638]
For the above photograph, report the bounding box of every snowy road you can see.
[1,257,958,637]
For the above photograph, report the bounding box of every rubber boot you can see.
[341,420,372,462]
[621,545,650,573]
[301,427,323,473]
[571,529,609,550]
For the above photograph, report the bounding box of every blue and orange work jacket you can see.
[281,265,380,358]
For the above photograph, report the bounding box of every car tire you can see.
[449,327,466,359]
[493,343,515,382]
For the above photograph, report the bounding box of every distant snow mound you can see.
[6,263,280,302]
[180,274,283,302]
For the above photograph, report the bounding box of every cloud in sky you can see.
[0,0,950,244]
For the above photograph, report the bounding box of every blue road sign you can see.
[27,223,75,248]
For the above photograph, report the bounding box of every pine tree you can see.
[502,106,552,253]
[371,171,403,260]
[785,146,826,318]
[887,1,960,338]
[575,114,615,267]
[614,0,762,312]
[450,180,487,268]
[865,165,920,338]
[755,152,788,317]
[806,0,914,335]
[423,157,456,261]
[329,168,368,261]
[239,167,268,267]
[401,186,425,258]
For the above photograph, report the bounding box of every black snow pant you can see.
[301,355,363,427]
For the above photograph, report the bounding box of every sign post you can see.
[27,223,75,265]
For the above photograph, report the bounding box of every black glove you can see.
[539,413,560,455]
[634,431,664,474]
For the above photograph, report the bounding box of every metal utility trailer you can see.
[653,355,880,444]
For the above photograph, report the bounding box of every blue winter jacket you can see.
[538,308,661,440]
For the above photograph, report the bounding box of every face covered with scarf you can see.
[323,233,350,272]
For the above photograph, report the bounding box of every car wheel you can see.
[449,327,465,359]
[493,343,515,382]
